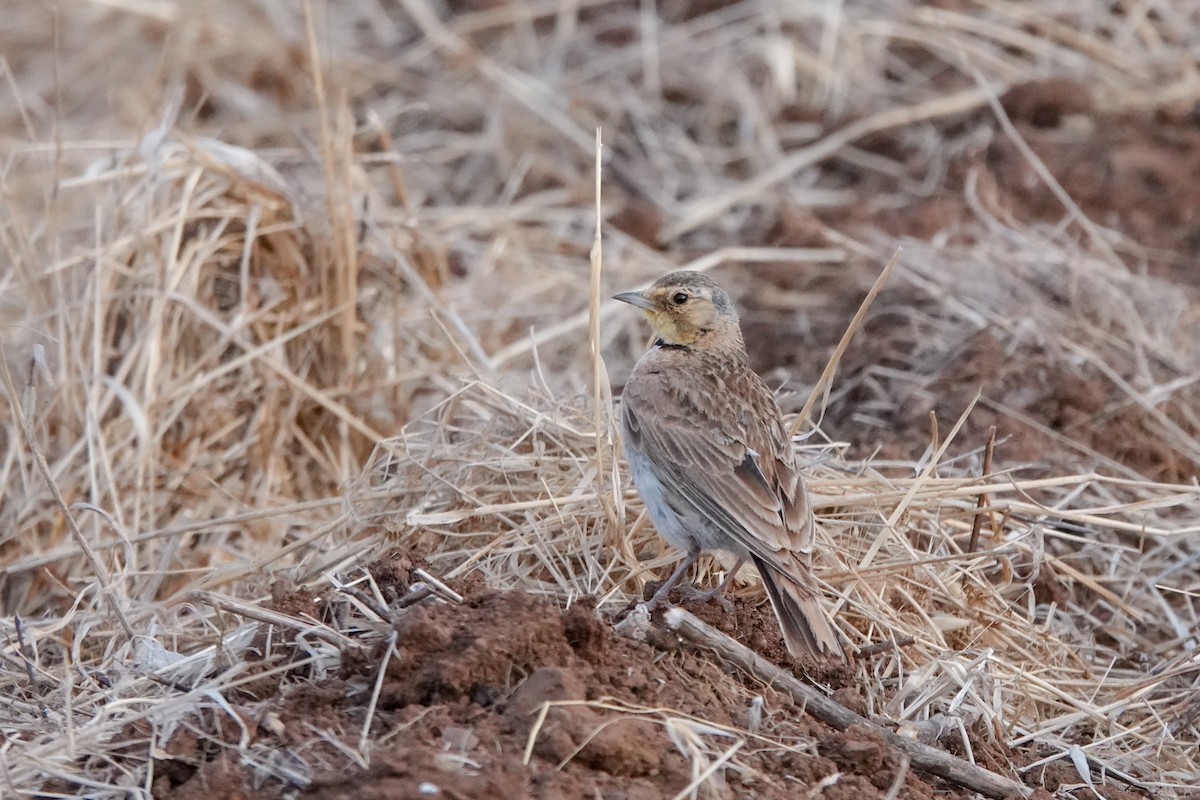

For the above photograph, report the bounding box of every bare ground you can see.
[152,551,1101,800]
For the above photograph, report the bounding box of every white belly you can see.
[624,441,746,558]
[625,444,695,552]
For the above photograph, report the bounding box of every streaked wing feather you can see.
[630,393,808,565]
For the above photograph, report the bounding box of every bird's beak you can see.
[613,290,655,310]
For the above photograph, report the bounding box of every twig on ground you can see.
[193,590,357,648]
[412,567,464,604]
[664,608,1033,800]
[855,635,915,659]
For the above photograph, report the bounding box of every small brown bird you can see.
[614,270,844,662]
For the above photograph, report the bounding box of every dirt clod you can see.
[152,572,1029,799]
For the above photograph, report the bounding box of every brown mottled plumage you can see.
[614,270,845,662]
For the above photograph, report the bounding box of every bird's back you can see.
[621,343,811,557]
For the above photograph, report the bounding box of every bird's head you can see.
[613,270,741,348]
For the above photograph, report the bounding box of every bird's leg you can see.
[679,559,744,612]
[643,547,701,611]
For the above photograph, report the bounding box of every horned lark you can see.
[614,270,845,662]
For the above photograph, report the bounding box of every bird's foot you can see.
[641,583,675,614]
[640,550,702,613]
[678,583,735,613]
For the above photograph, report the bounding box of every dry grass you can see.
[2,1,1200,797]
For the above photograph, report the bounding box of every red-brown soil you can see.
[153,550,1135,800]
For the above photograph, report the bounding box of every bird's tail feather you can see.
[753,556,845,662]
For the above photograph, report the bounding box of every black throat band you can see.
[653,338,688,351]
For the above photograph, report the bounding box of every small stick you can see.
[193,590,356,648]
[664,608,1033,799]
[335,584,391,622]
[968,426,998,553]
[412,568,464,604]
[855,635,915,659]
[395,585,437,609]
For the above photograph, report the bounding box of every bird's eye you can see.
[672,292,688,305]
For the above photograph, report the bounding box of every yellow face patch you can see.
[643,307,696,345]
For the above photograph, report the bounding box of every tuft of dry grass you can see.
[3,1,1200,797]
